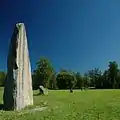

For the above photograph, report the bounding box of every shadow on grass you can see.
[0,104,4,110]
[33,93,40,96]
[33,93,44,96]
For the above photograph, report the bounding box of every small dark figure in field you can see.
[70,88,73,93]
[81,87,84,91]
[38,86,44,95]
[68,79,74,93]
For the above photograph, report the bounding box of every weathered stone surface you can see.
[3,23,33,110]
[39,85,48,95]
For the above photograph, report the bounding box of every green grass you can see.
[1,88,120,120]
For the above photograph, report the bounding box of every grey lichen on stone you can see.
[3,23,33,111]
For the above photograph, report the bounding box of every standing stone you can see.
[39,85,48,95]
[3,23,33,110]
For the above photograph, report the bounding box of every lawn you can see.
[0,88,120,120]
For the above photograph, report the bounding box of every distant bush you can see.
[0,72,6,87]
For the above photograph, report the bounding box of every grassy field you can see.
[0,88,120,120]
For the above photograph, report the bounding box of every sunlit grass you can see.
[0,87,120,120]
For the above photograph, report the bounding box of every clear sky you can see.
[0,0,120,74]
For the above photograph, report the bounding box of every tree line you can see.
[0,57,120,90]
[32,57,120,90]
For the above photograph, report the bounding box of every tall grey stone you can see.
[3,23,33,110]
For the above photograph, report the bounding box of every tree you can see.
[102,70,110,89]
[83,73,91,88]
[0,72,6,86]
[87,68,102,88]
[75,72,83,89]
[116,69,120,88]
[108,61,119,89]
[56,69,76,89]
[32,70,38,90]
[48,72,57,89]
[32,57,55,89]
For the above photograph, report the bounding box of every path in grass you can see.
[0,88,120,120]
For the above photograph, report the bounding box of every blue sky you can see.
[0,0,120,74]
